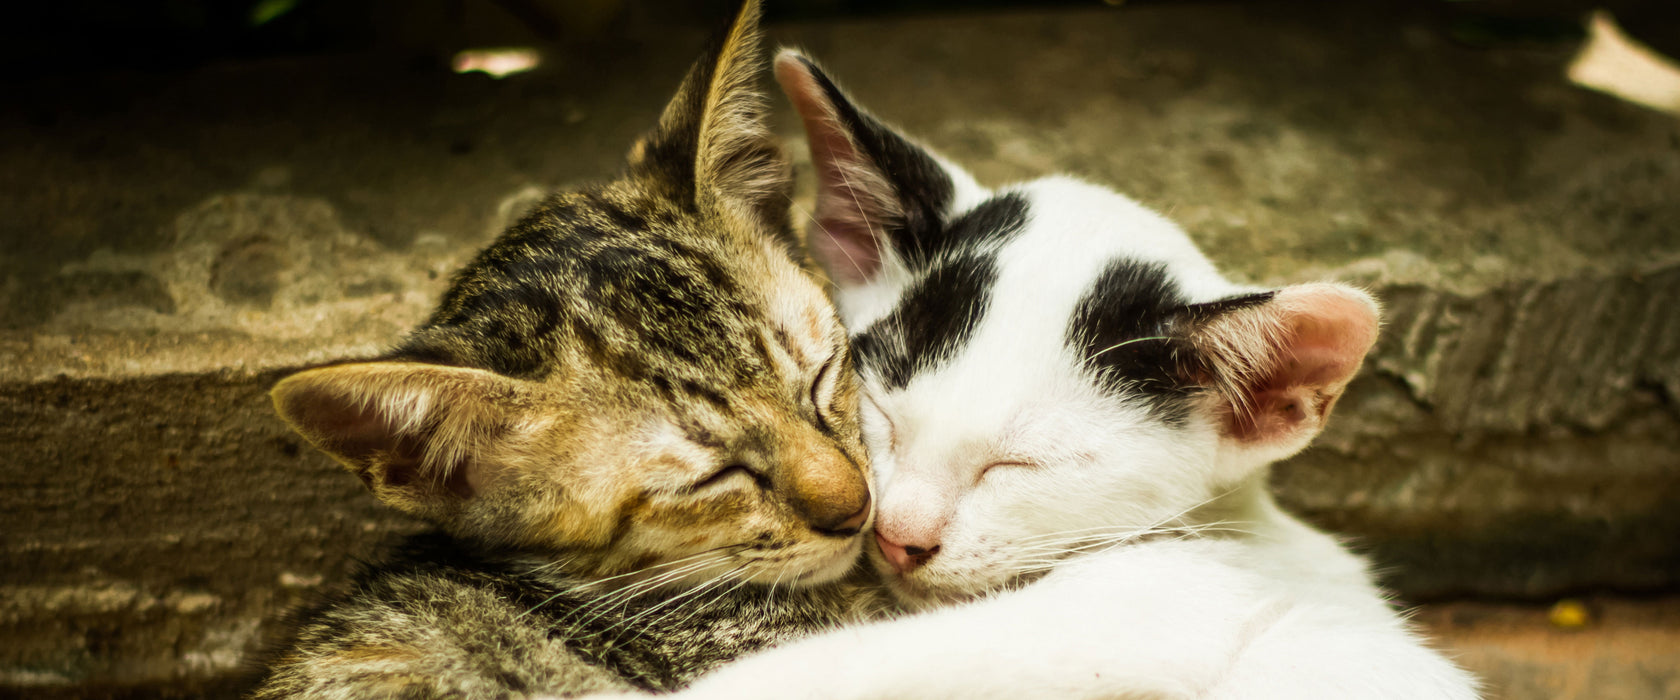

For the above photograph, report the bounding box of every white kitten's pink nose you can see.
[876,530,940,573]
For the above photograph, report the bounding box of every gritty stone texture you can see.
[1,373,426,698]
[2,1,1676,696]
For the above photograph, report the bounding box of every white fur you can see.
[648,537,1472,700]
[859,177,1264,604]
[585,163,1477,700]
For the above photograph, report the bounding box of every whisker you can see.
[550,556,725,629]
[517,547,740,620]
[1014,521,1257,549]
[1082,336,1172,365]
[586,564,749,642]
[645,565,758,638]
[764,565,787,612]
[1000,486,1253,573]
[833,165,902,268]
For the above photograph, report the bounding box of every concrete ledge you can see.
[2,373,426,696]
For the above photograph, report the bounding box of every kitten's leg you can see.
[586,541,1276,700]
[1201,603,1482,700]
[584,539,1477,700]
[253,582,639,700]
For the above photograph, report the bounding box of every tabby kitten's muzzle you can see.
[808,489,870,536]
[782,440,871,537]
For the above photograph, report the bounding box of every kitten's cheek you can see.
[867,454,897,488]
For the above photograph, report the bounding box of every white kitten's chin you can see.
[882,570,1052,611]
[869,554,994,611]
[870,540,1077,610]
[880,573,974,611]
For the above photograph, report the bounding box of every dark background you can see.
[4,0,1679,73]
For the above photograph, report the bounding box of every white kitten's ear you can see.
[1184,283,1380,462]
[271,362,541,520]
[774,50,956,285]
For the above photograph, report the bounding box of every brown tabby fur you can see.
[252,2,884,697]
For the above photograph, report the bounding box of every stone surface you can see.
[3,1,1677,696]
[1,373,425,697]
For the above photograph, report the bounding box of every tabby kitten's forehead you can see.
[396,186,804,409]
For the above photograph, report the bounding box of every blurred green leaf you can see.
[249,0,300,26]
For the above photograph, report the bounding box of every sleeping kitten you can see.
[610,51,1479,698]
[250,6,885,698]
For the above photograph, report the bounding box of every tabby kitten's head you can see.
[776,52,1379,608]
[271,2,871,591]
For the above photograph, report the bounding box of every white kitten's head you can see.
[777,51,1381,608]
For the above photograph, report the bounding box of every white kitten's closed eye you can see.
[973,461,1038,491]
[979,460,1036,477]
[858,392,897,450]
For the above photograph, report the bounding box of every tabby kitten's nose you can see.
[876,531,939,573]
[783,439,871,536]
[812,491,871,536]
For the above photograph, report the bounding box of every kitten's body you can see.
[610,53,1478,699]
[254,534,878,699]
[252,6,887,698]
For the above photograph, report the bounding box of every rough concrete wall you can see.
[3,373,425,697]
[1287,270,1680,598]
[3,2,1677,697]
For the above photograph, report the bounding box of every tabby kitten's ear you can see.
[1180,283,1381,469]
[774,50,960,283]
[631,0,789,232]
[272,363,544,520]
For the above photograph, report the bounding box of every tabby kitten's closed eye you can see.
[251,4,884,698]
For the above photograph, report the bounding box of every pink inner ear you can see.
[1231,386,1309,443]
[774,53,887,285]
[809,213,883,285]
[1210,284,1379,446]
[280,382,399,467]
[275,365,489,500]
[1280,287,1381,385]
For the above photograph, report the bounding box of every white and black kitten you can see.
[601,50,1479,700]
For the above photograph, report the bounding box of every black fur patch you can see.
[907,192,1030,269]
[1179,291,1277,322]
[1066,259,1200,424]
[853,253,999,390]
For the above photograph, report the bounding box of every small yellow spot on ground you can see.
[1548,599,1591,629]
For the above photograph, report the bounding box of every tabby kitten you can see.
[251,4,882,698]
